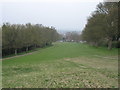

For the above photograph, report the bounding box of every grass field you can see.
[2,42,118,88]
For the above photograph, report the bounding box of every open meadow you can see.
[2,42,118,88]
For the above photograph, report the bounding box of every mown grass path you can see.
[2,42,118,88]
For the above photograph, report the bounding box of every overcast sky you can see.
[1,0,103,32]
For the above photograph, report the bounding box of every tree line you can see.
[2,23,60,56]
[81,2,119,49]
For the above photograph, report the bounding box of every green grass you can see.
[0,59,1,89]
[2,42,118,88]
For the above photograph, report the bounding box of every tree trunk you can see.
[15,49,17,55]
[108,40,112,50]
[34,44,37,48]
[94,42,98,47]
[26,47,28,52]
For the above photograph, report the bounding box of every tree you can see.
[82,13,106,47]
[96,2,118,49]
[81,2,118,49]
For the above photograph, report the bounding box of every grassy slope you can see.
[2,42,118,88]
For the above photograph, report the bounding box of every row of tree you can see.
[81,2,119,49]
[2,23,60,56]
